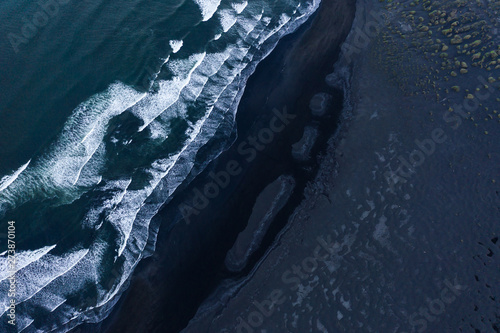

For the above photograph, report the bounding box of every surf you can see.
[0,0,321,331]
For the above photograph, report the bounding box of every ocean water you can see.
[0,0,320,331]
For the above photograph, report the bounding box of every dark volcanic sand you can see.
[181,0,500,332]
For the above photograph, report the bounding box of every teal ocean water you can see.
[0,0,320,331]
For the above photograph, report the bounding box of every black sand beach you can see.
[180,0,500,332]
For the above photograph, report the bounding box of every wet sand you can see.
[182,0,500,332]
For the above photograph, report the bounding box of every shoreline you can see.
[77,0,357,332]
[179,0,500,331]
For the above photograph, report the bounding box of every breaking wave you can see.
[0,0,320,331]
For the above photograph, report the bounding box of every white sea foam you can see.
[169,40,183,53]
[49,83,146,187]
[192,0,221,21]
[0,160,30,192]
[133,53,206,132]
[83,178,133,229]
[258,13,292,44]
[219,9,238,33]
[0,1,323,331]
[0,82,146,211]
[17,317,34,333]
[0,248,88,316]
[232,1,248,14]
[0,245,56,282]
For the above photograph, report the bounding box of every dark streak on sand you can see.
[78,0,356,332]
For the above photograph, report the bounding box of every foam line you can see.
[192,0,221,21]
[0,160,31,192]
